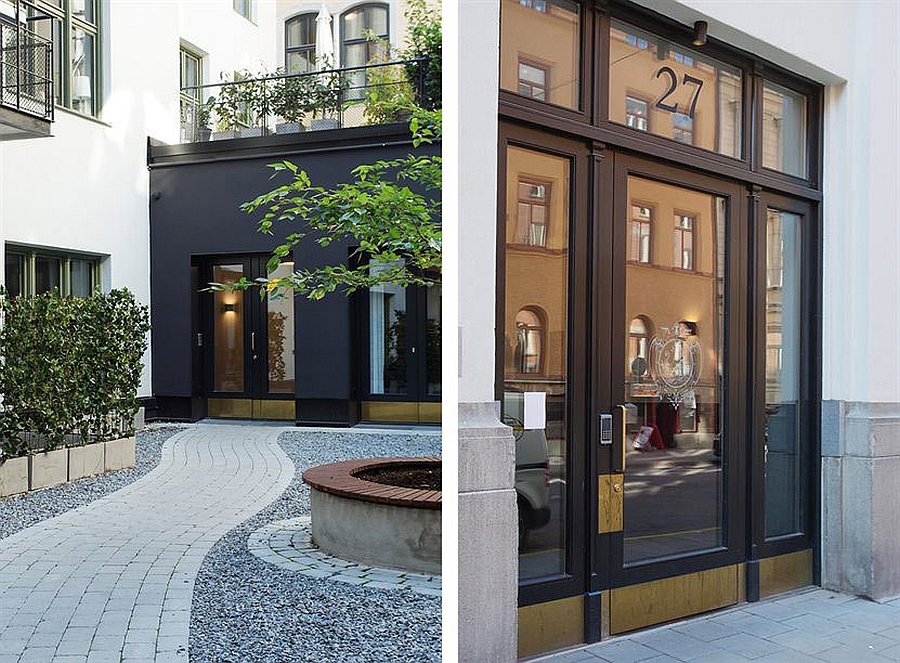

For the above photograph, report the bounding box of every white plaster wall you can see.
[458,0,500,405]
[0,0,280,396]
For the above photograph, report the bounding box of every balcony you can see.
[0,4,53,140]
[178,59,425,144]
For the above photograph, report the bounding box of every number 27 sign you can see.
[654,66,703,119]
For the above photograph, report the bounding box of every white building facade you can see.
[459,0,900,659]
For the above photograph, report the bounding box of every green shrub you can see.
[0,288,150,459]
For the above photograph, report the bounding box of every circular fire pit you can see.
[302,457,441,575]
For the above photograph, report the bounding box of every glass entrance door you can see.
[204,256,295,419]
[599,156,748,634]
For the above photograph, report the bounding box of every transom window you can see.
[516,178,551,247]
[630,205,652,263]
[23,0,100,117]
[285,13,317,74]
[674,214,694,270]
[5,246,100,298]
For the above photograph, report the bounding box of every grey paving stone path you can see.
[0,423,294,663]
[247,516,442,596]
[535,587,900,662]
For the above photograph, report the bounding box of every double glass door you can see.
[503,125,816,640]
[203,256,295,418]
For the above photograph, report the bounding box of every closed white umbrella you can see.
[315,4,334,69]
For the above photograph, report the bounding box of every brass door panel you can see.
[206,398,294,421]
[361,401,442,424]
[598,473,624,534]
[518,596,584,659]
[759,549,813,599]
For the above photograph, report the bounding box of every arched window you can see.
[285,13,317,74]
[628,316,652,377]
[515,308,544,374]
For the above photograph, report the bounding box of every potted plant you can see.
[363,62,415,125]
[270,70,314,134]
[212,70,267,140]
[308,58,348,131]
[196,95,215,141]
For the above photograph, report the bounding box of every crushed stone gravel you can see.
[0,424,187,541]
[190,429,442,663]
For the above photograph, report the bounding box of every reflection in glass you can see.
[369,270,407,395]
[500,0,580,109]
[426,284,441,395]
[762,81,808,178]
[623,177,725,565]
[213,264,244,392]
[71,28,95,115]
[504,145,570,581]
[765,209,802,538]
[609,20,742,158]
[35,256,60,294]
[267,262,295,394]
[70,259,93,297]
[4,252,24,298]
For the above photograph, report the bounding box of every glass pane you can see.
[503,145,570,581]
[72,0,95,24]
[367,5,388,36]
[624,177,726,565]
[765,209,803,538]
[500,0,580,110]
[267,262,295,394]
[69,259,93,297]
[286,14,315,47]
[609,20,742,158]
[213,264,244,392]
[35,256,60,294]
[342,8,364,40]
[762,81,808,178]
[4,252,24,298]
[426,284,441,396]
[26,10,62,105]
[286,50,314,75]
[71,28,95,115]
[369,267,407,395]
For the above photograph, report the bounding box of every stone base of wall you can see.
[0,437,135,498]
[822,400,900,601]
[459,402,518,663]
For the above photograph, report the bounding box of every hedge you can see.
[0,288,150,459]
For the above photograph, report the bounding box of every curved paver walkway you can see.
[0,423,294,663]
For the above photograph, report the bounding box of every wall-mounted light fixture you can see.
[222,303,236,313]
[692,20,708,47]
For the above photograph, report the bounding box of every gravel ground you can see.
[191,429,443,663]
[0,424,186,541]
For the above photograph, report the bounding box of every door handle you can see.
[617,404,628,473]
[251,331,256,352]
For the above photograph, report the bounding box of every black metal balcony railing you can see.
[179,59,425,144]
[0,10,53,122]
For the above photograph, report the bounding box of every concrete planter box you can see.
[68,442,105,481]
[29,448,68,490]
[309,118,340,131]
[0,456,28,497]
[104,436,136,472]
[275,122,305,134]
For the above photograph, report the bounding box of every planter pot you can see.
[198,128,212,142]
[29,448,68,491]
[68,442,105,481]
[275,122,305,135]
[309,118,340,131]
[238,127,263,138]
[211,129,238,141]
[104,436,136,472]
[0,456,28,498]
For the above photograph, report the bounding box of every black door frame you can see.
[200,254,295,404]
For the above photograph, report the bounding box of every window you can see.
[515,309,544,374]
[762,80,808,178]
[500,0,580,110]
[628,316,651,377]
[625,96,649,131]
[233,0,253,21]
[672,112,693,144]
[518,59,548,101]
[674,214,695,270]
[285,13,317,74]
[25,0,100,116]
[630,205,652,263]
[4,246,100,297]
[179,47,203,142]
[515,178,551,246]
[341,4,389,100]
